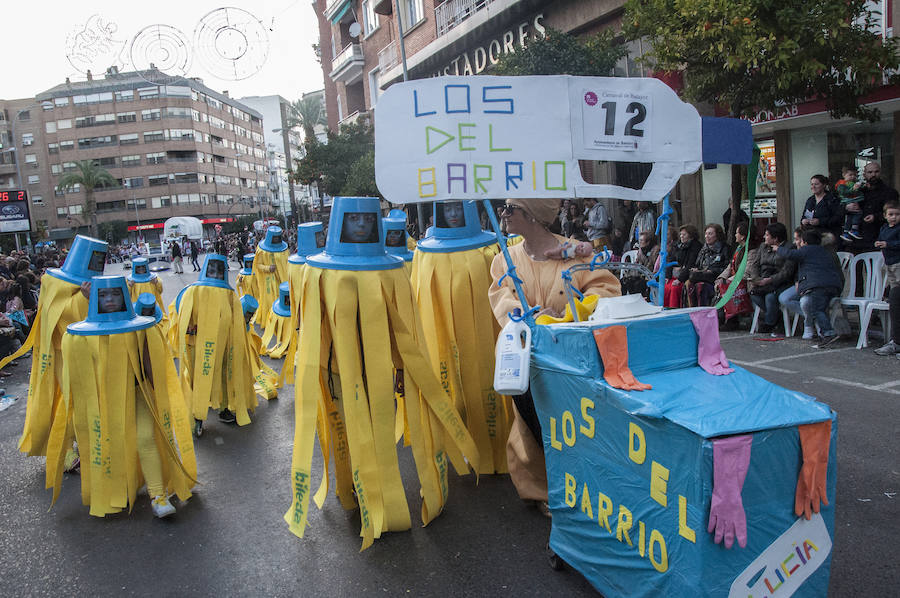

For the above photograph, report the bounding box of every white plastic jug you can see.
[493,309,531,395]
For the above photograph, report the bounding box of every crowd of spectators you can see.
[0,248,64,363]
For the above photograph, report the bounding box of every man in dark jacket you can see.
[776,229,843,343]
[843,161,899,253]
[748,223,796,334]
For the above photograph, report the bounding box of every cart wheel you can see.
[547,544,566,571]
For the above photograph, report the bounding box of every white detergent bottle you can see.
[493,308,531,395]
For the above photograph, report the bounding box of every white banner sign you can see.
[374,76,703,204]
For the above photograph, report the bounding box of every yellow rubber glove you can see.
[536,295,600,325]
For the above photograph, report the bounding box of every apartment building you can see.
[0,67,269,243]
[314,0,900,233]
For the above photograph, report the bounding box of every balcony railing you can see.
[435,0,496,37]
[378,40,399,73]
[331,43,365,84]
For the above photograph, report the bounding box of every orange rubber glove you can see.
[592,326,652,391]
[794,420,831,520]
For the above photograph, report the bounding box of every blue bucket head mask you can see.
[272,281,291,317]
[240,294,259,329]
[383,215,413,262]
[68,275,155,336]
[417,200,495,253]
[259,226,288,253]
[196,253,232,290]
[134,292,163,324]
[47,235,109,286]
[305,197,402,271]
[240,253,255,276]
[128,257,154,283]
[290,221,325,265]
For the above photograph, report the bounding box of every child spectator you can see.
[873,199,900,356]
[836,166,865,242]
[776,229,843,343]
[621,230,659,297]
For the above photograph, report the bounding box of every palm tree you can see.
[286,95,326,142]
[56,160,117,238]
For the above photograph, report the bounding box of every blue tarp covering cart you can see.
[530,309,836,597]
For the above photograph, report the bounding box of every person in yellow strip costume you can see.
[411,200,512,475]
[54,280,196,518]
[170,253,260,437]
[0,235,108,472]
[127,256,167,327]
[279,222,326,387]
[285,196,480,551]
[250,226,288,326]
[488,197,621,509]
[383,211,414,277]
[261,282,292,359]
[236,254,257,297]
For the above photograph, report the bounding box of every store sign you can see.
[375,75,704,203]
[0,189,32,233]
[127,222,164,231]
[431,15,546,77]
[201,217,234,224]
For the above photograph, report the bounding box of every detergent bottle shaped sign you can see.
[494,308,531,395]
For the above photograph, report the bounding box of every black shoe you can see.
[218,409,237,424]
[193,419,203,437]
[756,322,774,334]
[818,334,842,348]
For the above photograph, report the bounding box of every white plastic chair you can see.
[841,252,885,342]
[749,303,793,335]
[857,299,891,349]
[620,250,639,279]
[837,251,853,297]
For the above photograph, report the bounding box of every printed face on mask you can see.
[341,212,378,244]
[97,287,126,313]
[206,259,225,280]
[438,202,465,228]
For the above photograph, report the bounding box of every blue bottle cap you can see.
[196,253,233,290]
[67,275,155,336]
[134,292,163,324]
[289,221,325,265]
[305,197,403,271]
[258,225,288,253]
[240,253,255,276]
[272,281,291,317]
[383,215,413,262]
[128,257,155,283]
[417,201,496,253]
[46,235,109,286]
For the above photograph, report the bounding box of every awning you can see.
[49,227,76,240]
[329,0,352,24]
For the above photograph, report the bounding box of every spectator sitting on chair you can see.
[621,230,659,297]
[776,228,843,343]
[686,224,730,307]
[715,221,755,330]
[747,223,797,335]
[664,224,702,308]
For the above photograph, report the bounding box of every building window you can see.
[362,0,377,34]
[148,175,169,186]
[25,154,37,164]
[78,135,117,149]
[51,164,62,174]
[76,114,115,128]
[54,97,69,107]
[119,133,139,145]
[124,177,144,188]
[22,133,33,146]
[368,68,381,106]
[400,0,424,30]
[18,110,31,121]
[45,121,57,134]
[56,207,67,217]
[57,119,72,129]
[27,175,39,184]
[62,162,78,172]
[48,143,59,154]
[60,140,74,151]
[32,196,43,205]
[146,152,166,165]
[115,90,134,102]
[151,196,172,208]
[126,198,147,209]
[142,109,161,121]
[98,156,116,167]
[173,172,198,184]
[121,155,141,167]
[117,112,137,123]
[143,131,165,142]
[138,87,159,99]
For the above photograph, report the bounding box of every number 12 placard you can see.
[581,88,651,152]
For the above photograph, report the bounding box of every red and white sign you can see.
[201,217,234,224]
[127,222,164,231]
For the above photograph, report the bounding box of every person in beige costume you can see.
[488,197,620,507]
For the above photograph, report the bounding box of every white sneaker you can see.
[874,340,900,356]
[802,327,815,340]
[151,495,176,518]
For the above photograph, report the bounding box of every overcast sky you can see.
[3,1,325,102]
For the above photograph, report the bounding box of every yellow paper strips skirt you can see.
[173,285,260,423]
[277,261,305,386]
[251,249,287,326]
[285,266,481,550]
[261,308,292,359]
[247,327,279,400]
[0,274,87,457]
[56,325,197,516]
[411,245,513,474]
[236,272,257,298]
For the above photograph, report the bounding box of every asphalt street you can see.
[0,263,897,596]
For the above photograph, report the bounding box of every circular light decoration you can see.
[65,14,127,75]
[193,7,270,81]
[130,24,192,84]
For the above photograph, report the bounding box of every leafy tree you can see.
[287,95,327,141]
[625,0,899,236]
[341,149,377,197]
[98,219,128,244]
[55,160,117,238]
[624,0,899,120]
[291,121,377,198]
[493,28,628,76]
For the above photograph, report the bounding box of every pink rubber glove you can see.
[708,434,752,549]
[690,309,735,375]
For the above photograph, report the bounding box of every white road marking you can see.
[814,376,900,395]
[730,360,798,374]
[748,346,856,365]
